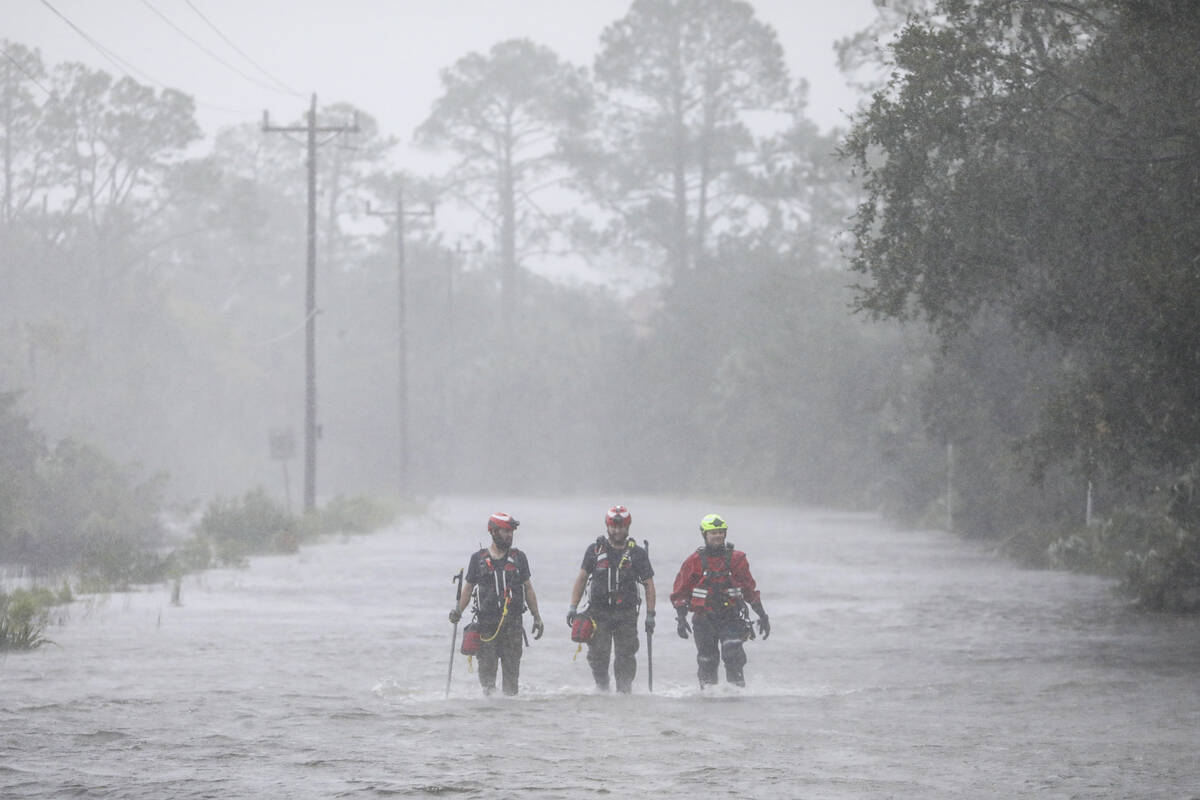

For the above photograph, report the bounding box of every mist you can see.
[7,2,1200,795]
[1,3,896,514]
[7,0,1200,614]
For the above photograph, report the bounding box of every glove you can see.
[756,614,770,640]
[531,616,544,640]
[449,607,461,624]
[566,605,578,627]
[675,607,691,639]
[644,611,656,635]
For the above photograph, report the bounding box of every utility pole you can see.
[946,441,954,533]
[367,186,434,498]
[263,94,357,512]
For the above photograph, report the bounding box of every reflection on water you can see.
[3,495,1200,798]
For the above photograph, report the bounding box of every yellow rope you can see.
[479,594,511,643]
[570,615,595,660]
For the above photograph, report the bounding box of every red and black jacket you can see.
[670,544,759,615]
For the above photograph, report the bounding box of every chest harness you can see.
[689,544,744,612]
[589,537,639,609]
[473,548,524,642]
[571,538,639,662]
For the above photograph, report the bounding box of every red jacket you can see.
[670,547,760,614]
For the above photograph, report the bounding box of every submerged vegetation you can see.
[0,394,399,649]
[188,488,399,569]
[0,585,69,651]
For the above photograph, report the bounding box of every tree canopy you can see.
[415,39,591,308]
[845,0,1200,602]
[584,0,792,285]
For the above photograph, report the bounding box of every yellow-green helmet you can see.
[699,513,728,533]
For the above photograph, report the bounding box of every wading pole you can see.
[645,539,653,693]
[446,569,463,698]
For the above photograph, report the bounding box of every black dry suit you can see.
[580,537,654,692]
[465,547,531,696]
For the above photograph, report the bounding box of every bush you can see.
[9,436,168,584]
[0,587,57,651]
[172,534,213,573]
[197,488,297,566]
[1106,512,1200,612]
[317,494,396,535]
[1031,509,1200,611]
[74,512,172,592]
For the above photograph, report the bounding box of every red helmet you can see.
[605,505,631,528]
[488,512,519,531]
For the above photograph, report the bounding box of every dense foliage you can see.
[845,0,1200,606]
[0,392,168,586]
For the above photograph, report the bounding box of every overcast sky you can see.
[8,0,880,154]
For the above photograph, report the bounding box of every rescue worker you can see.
[566,505,656,693]
[449,512,544,696]
[670,513,770,687]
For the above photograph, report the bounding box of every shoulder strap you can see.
[617,539,635,568]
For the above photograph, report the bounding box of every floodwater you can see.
[3,495,1199,799]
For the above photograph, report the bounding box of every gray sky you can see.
[8,0,881,287]
[9,0,880,154]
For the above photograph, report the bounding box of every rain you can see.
[4,1,1200,797]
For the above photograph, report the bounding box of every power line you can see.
[183,0,302,97]
[1,46,53,96]
[40,0,154,85]
[138,0,296,97]
[38,0,255,115]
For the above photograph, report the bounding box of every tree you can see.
[1,41,49,231]
[415,39,591,312]
[0,392,45,563]
[584,0,790,286]
[316,103,395,270]
[844,0,1200,534]
[39,63,199,246]
[835,0,932,95]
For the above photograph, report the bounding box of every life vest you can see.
[690,544,744,612]
[474,548,525,618]
[588,537,640,609]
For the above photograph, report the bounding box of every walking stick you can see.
[645,539,653,693]
[446,569,463,698]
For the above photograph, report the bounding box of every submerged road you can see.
[4,495,1199,798]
